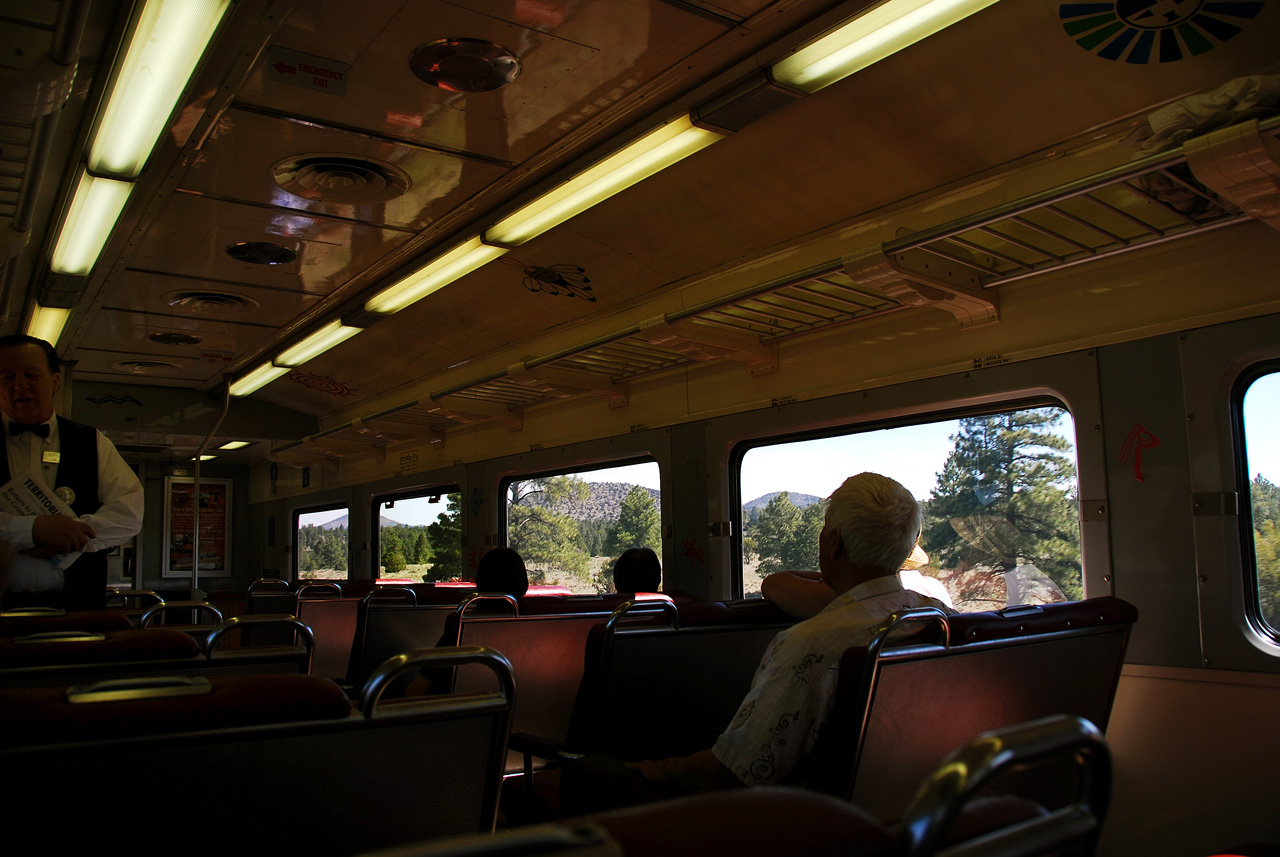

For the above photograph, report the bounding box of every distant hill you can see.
[317,514,401,529]
[743,491,823,511]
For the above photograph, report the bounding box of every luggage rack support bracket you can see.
[843,245,999,329]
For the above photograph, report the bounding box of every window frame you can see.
[292,502,349,583]
[1233,360,1280,645]
[370,483,461,581]
[729,395,1079,601]
[499,455,663,594]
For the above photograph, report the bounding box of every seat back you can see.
[453,607,616,744]
[567,603,794,758]
[297,594,361,680]
[809,597,1136,822]
[346,597,459,687]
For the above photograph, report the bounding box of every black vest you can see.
[1,416,108,607]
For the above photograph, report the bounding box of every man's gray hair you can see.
[824,472,922,573]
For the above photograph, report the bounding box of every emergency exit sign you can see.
[267,47,349,95]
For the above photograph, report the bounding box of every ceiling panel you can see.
[232,0,728,164]
[124,193,414,295]
[181,106,513,231]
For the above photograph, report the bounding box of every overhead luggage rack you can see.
[270,116,1278,464]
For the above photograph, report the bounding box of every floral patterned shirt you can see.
[712,576,948,785]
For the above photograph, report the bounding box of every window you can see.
[295,505,348,581]
[738,405,1081,610]
[504,461,661,595]
[1241,369,1280,635]
[374,489,462,582]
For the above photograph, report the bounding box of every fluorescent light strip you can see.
[192,455,217,461]
[771,0,1001,93]
[50,173,133,276]
[218,441,250,450]
[487,116,724,246]
[89,0,232,178]
[276,320,364,366]
[25,305,72,345]
[365,237,508,315]
[229,362,290,397]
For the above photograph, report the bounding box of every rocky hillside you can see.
[743,491,823,511]
[553,482,661,520]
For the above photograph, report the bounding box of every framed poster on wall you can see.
[163,477,231,578]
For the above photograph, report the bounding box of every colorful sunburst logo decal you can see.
[1061,1,1263,63]
[286,370,357,397]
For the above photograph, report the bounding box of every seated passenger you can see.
[613,547,661,594]
[475,546,529,599]
[763,544,954,618]
[569,472,952,805]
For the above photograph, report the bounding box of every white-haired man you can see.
[623,472,952,794]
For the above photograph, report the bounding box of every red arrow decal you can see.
[273,61,296,75]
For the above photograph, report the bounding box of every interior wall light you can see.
[771,0,1001,94]
[89,0,232,177]
[229,362,290,397]
[276,320,364,366]
[25,304,72,345]
[50,172,133,275]
[365,236,507,315]
[486,115,724,246]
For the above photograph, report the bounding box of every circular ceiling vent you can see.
[227,241,298,265]
[272,154,411,204]
[164,291,260,315]
[409,39,520,92]
[149,332,203,346]
[111,359,182,375]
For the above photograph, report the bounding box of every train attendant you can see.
[0,335,143,609]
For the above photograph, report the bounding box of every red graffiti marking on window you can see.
[1119,424,1160,482]
[682,533,705,567]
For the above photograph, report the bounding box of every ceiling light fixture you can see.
[365,236,507,315]
[89,0,232,177]
[486,115,724,246]
[275,320,364,366]
[229,362,290,397]
[771,0,1001,93]
[25,304,71,345]
[50,173,133,275]
[218,441,250,450]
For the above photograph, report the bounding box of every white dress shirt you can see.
[1,415,144,592]
[712,575,951,786]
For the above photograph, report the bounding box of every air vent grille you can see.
[111,360,182,375]
[273,154,411,203]
[166,291,259,314]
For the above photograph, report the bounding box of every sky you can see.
[303,373,1280,528]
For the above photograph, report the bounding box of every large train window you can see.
[1241,370,1280,636]
[373,489,462,582]
[504,461,661,595]
[738,405,1082,610]
[295,504,348,581]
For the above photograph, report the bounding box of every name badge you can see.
[42,451,61,464]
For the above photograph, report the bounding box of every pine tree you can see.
[922,409,1081,599]
[604,486,661,557]
[508,477,590,579]
[425,493,463,581]
[1250,475,1280,629]
[754,492,824,575]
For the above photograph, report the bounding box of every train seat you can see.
[0,646,515,856]
[807,596,1137,823]
[558,600,796,761]
[0,613,314,688]
[0,607,134,636]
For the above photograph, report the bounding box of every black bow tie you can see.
[8,421,50,439]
